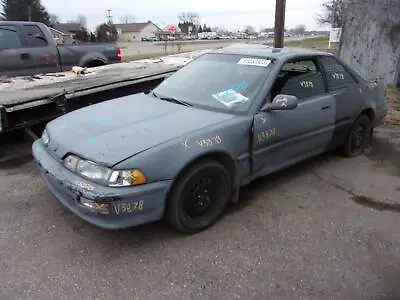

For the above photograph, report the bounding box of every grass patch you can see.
[385,86,400,125]
[284,36,330,49]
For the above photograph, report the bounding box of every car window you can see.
[320,56,357,91]
[152,53,272,113]
[270,58,326,101]
[23,25,48,46]
[0,26,22,49]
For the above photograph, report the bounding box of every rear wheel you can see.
[166,160,231,233]
[340,114,373,157]
[83,60,105,68]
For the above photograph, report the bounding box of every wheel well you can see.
[83,60,105,68]
[167,152,238,199]
[361,108,375,121]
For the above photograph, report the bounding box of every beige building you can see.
[115,21,162,42]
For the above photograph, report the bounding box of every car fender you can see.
[113,117,253,185]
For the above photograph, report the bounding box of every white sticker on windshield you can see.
[212,89,249,107]
[237,57,271,67]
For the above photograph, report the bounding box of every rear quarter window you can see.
[0,26,22,49]
[320,56,357,91]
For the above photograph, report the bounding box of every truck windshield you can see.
[152,53,272,113]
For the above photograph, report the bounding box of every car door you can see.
[319,56,363,149]
[0,25,31,76]
[21,24,61,75]
[252,57,336,177]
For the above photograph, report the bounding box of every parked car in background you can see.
[0,21,122,77]
[141,35,160,42]
[33,47,388,234]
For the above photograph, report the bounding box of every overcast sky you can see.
[41,0,329,32]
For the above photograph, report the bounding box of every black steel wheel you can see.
[166,160,231,233]
[340,114,373,157]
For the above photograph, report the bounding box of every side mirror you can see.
[261,94,298,112]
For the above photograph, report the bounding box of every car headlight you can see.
[64,154,147,187]
[42,129,50,146]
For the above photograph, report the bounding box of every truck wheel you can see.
[84,60,105,68]
[166,160,231,233]
[340,114,372,157]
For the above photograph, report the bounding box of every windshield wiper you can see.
[151,91,192,107]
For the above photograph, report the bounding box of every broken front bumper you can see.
[32,140,173,229]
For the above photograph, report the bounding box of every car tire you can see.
[166,160,231,233]
[340,114,373,157]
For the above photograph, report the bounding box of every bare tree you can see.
[49,14,59,26]
[120,14,135,24]
[178,12,200,26]
[77,14,87,28]
[244,25,256,35]
[261,27,275,33]
[291,24,306,35]
[316,0,345,27]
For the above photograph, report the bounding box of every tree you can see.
[120,14,135,24]
[77,14,87,28]
[178,12,200,26]
[316,0,345,28]
[261,27,275,32]
[244,25,256,35]
[96,23,118,42]
[1,0,50,25]
[291,24,306,35]
[49,13,59,26]
[89,32,96,42]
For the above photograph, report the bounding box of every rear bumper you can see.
[32,140,173,229]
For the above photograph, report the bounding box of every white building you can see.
[114,21,162,42]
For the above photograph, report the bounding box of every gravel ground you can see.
[0,125,399,300]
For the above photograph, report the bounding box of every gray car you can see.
[32,47,388,233]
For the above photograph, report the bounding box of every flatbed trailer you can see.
[0,49,211,135]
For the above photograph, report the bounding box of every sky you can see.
[41,0,330,32]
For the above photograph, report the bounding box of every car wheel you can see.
[340,114,373,157]
[166,160,231,233]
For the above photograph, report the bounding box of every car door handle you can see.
[321,105,331,110]
[20,53,31,60]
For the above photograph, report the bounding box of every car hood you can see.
[46,93,233,166]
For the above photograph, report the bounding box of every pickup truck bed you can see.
[0,49,211,133]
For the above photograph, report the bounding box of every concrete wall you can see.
[118,23,161,42]
[339,0,400,86]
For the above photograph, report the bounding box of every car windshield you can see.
[152,53,272,113]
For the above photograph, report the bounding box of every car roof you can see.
[209,44,334,61]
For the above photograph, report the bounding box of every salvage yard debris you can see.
[385,86,400,125]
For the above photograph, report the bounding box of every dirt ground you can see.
[386,87,400,125]
[0,124,399,300]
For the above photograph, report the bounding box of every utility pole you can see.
[106,9,113,24]
[274,0,286,48]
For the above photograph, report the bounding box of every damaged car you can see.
[32,47,388,233]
